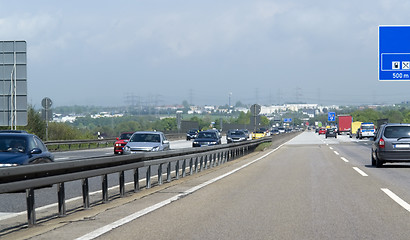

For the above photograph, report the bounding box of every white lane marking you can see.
[333,151,339,155]
[340,157,349,163]
[76,140,292,240]
[329,147,333,150]
[381,188,410,212]
[353,167,368,177]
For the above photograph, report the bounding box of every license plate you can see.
[394,144,410,148]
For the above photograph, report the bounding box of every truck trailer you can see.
[337,115,352,135]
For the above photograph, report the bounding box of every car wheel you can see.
[371,154,376,166]
[375,157,383,168]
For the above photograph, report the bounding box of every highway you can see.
[2,131,410,239]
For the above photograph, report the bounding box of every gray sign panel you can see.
[0,41,27,126]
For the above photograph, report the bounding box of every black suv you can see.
[186,129,199,140]
[325,128,337,138]
[372,123,410,167]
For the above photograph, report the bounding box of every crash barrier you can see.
[45,133,186,151]
[0,137,272,227]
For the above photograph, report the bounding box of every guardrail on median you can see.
[0,136,272,227]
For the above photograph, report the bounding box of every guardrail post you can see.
[82,178,90,209]
[146,165,152,189]
[175,160,180,180]
[58,183,66,217]
[199,156,204,171]
[26,188,36,226]
[182,159,186,177]
[167,162,172,182]
[134,168,140,192]
[102,174,108,203]
[119,171,125,197]
[158,163,163,185]
[189,158,193,175]
[195,157,199,173]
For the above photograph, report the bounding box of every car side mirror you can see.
[30,148,42,155]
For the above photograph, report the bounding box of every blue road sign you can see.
[284,118,292,123]
[328,112,335,122]
[379,26,410,81]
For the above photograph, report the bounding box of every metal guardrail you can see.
[0,137,271,226]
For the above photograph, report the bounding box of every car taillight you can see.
[379,138,385,148]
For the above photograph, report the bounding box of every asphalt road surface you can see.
[2,131,410,240]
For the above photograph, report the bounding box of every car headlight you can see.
[115,143,121,147]
[227,137,232,140]
[123,146,131,152]
[193,141,198,145]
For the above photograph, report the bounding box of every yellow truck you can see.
[350,121,362,138]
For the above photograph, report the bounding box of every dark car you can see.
[372,123,410,167]
[193,130,221,147]
[186,129,199,140]
[114,132,134,154]
[0,131,54,167]
[226,130,247,143]
[325,128,337,138]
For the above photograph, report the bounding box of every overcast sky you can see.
[1,0,410,107]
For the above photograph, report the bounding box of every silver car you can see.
[123,131,170,153]
[372,123,410,167]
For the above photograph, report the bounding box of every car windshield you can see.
[383,126,410,138]
[362,125,374,130]
[230,131,244,136]
[130,133,160,143]
[0,136,27,153]
[197,132,216,139]
[119,133,133,140]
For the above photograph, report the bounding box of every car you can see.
[123,131,170,153]
[252,130,266,139]
[114,132,134,154]
[193,130,221,147]
[241,129,250,139]
[371,123,410,167]
[318,128,326,135]
[226,129,247,143]
[186,129,199,140]
[358,122,375,139]
[325,128,337,138]
[278,127,286,134]
[0,131,54,167]
[271,129,280,135]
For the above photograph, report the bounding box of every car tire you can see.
[371,154,376,166]
[375,157,383,168]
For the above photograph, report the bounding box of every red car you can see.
[318,128,326,135]
[114,132,134,154]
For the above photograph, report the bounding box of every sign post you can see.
[379,25,410,81]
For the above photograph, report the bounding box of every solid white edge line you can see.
[340,157,349,162]
[381,188,410,212]
[352,167,368,177]
[76,140,291,240]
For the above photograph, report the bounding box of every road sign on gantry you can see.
[0,41,27,126]
[379,26,410,81]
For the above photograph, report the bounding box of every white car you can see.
[123,131,170,153]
